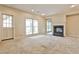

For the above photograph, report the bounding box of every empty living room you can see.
[0,4,79,54]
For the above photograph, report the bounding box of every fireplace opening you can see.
[53,25,64,37]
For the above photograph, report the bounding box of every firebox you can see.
[53,25,64,37]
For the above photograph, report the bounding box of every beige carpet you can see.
[0,35,79,54]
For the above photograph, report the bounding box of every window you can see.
[26,19,38,35]
[3,14,12,28]
[47,19,52,32]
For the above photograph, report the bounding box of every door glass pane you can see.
[7,19,10,24]
[33,27,38,34]
[3,15,12,28]
[9,20,12,24]
[26,19,32,26]
[33,20,38,26]
[9,16,12,20]
[26,27,32,35]
[26,19,32,35]
[7,23,12,27]
[3,19,7,24]
[33,20,38,34]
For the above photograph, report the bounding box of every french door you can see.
[26,19,38,35]
[2,14,14,40]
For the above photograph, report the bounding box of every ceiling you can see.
[3,4,79,16]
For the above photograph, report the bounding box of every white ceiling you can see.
[4,4,79,16]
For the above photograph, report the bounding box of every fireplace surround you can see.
[53,25,64,37]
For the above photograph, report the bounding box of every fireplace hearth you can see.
[53,25,64,37]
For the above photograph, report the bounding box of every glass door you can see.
[26,19,32,35]
[26,19,38,35]
[2,14,13,40]
[33,20,38,34]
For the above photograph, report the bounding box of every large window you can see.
[3,14,12,28]
[47,19,52,32]
[26,19,38,35]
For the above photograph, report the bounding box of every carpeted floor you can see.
[0,35,79,54]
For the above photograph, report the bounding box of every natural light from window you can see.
[3,14,12,28]
[26,19,38,35]
[47,19,52,32]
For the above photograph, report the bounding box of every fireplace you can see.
[53,25,64,37]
